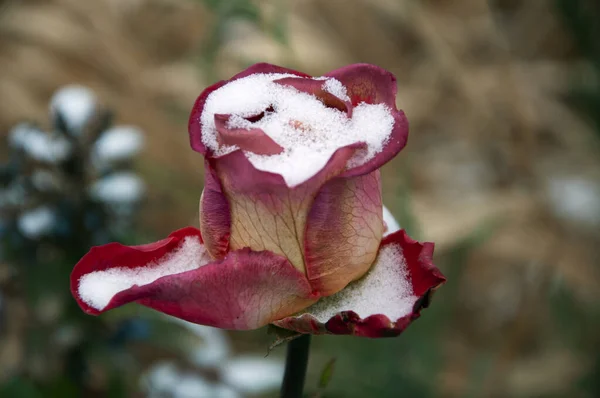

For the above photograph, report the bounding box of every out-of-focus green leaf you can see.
[318,358,336,390]
[43,377,79,398]
[270,0,288,44]
[0,377,44,398]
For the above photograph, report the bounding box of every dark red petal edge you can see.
[70,227,318,330]
[272,229,446,338]
[324,63,398,107]
[323,63,409,178]
[214,113,284,155]
[188,63,308,155]
[211,141,366,191]
[273,77,352,117]
[70,227,202,315]
[340,109,409,179]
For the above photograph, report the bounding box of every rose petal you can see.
[189,80,228,155]
[273,77,352,116]
[199,162,231,259]
[230,63,310,80]
[273,230,446,337]
[192,63,406,185]
[214,114,284,155]
[70,227,317,329]
[341,105,408,179]
[304,170,384,296]
[324,63,397,107]
[211,143,364,274]
[189,63,308,156]
[323,64,409,178]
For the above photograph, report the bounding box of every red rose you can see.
[71,63,445,337]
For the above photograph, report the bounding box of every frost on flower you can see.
[199,73,394,186]
[71,63,445,339]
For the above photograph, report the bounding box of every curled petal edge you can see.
[189,63,409,180]
[324,63,398,108]
[199,161,231,259]
[272,230,446,337]
[214,113,284,156]
[188,63,308,156]
[273,77,352,117]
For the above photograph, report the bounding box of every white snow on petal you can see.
[322,78,350,101]
[90,172,145,204]
[78,236,210,311]
[49,85,97,134]
[546,176,600,226]
[93,125,144,163]
[17,206,57,239]
[306,243,417,323]
[382,205,400,236]
[221,356,284,395]
[200,73,394,186]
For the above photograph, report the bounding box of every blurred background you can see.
[1,0,599,397]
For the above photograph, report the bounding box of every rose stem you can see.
[280,334,311,398]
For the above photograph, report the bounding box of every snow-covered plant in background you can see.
[1,85,145,247]
[0,84,147,396]
[143,317,284,398]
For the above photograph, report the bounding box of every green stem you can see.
[280,334,311,398]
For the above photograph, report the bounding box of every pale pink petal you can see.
[211,143,364,274]
[304,171,384,296]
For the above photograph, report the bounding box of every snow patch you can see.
[546,176,600,227]
[49,85,97,134]
[9,124,72,163]
[93,125,144,163]
[18,206,57,239]
[221,356,284,395]
[307,243,416,323]
[90,172,145,204]
[322,78,350,101]
[78,237,209,311]
[200,73,394,186]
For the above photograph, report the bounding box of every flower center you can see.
[200,73,394,186]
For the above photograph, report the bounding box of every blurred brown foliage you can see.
[1,0,599,397]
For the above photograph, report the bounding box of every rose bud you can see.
[71,63,445,337]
